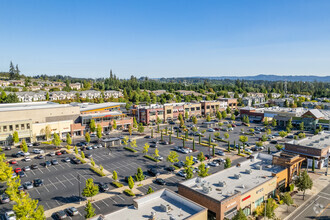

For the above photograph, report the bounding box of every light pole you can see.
[77,174,81,204]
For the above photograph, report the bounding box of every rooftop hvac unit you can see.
[255,165,261,170]
[202,186,210,194]
[245,169,252,174]
[266,165,272,168]
[160,204,169,212]
[241,184,245,189]
[234,174,241,179]
[219,181,226,187]
[195,177,201,183]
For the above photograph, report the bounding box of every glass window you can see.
[9,125,13,131]
[27,124,30,129]
[255,196,264,208]
[21,124,25,130]
[16,124,19,130]
[3,126,7,132]
[167,110,172,114]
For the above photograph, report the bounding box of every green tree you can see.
[185,111,189,120]
[85,200,96,219]
[206,114,211,122]
[112,170,118,181]
[112,120,117,130]
[52,133,61,148]
[153,148,159,158]
[216,111,222,120]
[74,146,78,155]
[287,119,293,130]
[192,139,195,151]
[272,119,277,127]
[90,119,96,133]
[192,116,197,124]
[227,142,231,152]
[266,129,272,135]
[295,170,313,200]
[167,151,179,167]
[232,208,247,220]
[224,157,231,169]
[46,92,49,101]
[239,136,248,148]
[66,133,72,145]
[130,139,137,148]
[261,134,268,142]
[197,151,205,162]
[122,136,129,146]
[138,123,145,134]
[133,117,138,128]
[97,124,102,139]
[128,176,134,189]
[91,158,95,166]
[226,106,231,114]
[282,192,294,212]
[81,151,85,159]
[82,178,99,199]
[231,114,235,121]
[45,125,51,141]
[13,131,19,145]
[279,131,288,138]
[21,139,28,153]
[135,167,145,183]
[143,143,149,155]
[299,122,304,131]
[198,163,209,177]
[151,128,154,138]
[147,186,154,194]
[85,132,91,143]
[224,132,229,139]
[263,117,268,126]
[222,110,227,118]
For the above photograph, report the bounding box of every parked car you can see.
[85,153,92,158]
[60,150,68,154]
[155,156,163,161]
[86,146,93,150]
[31,164,38,170]
[22,166,31,171]
[55,151,62,156]
[36,155,44,159]
[208,128,215,132]
[10,160,17,164]
[33,179,43,187]
[216,150,225,156]
[14,168,22,173]
[150,144,157,148]
[4,210,16,220]
[155,178,166,185]
[177,170,187,177]
[49,152,55,157]
[245,149,253,154]
[23,157,31,162]
[72,158,81,164]
[63,157,71,162]
[144,135,152,139]
[0,194,10,204]
[17,171,25,178]
[65,207,79,216]
[32,149,44,154]
[33,142,40,146]
[11,153,21,158]
[27,143,33,147]
[44,161,52,167]
[55,210,67,219]
[98,183,109,192]
[147,168,160,176]
[4,146,11,150]
[174,161,185,168]
[165,166,175,172]
[23,181,33,190]
[270,140,278,144]
[208,161,219,167]
[51,159,59,165]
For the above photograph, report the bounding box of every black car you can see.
[205,155,213,160]
[85,153,92,158]
[76,142,86,147]
[147,168,160,176]
[36,155,44,159]
[31,164,38,169]
[11,153,21,158]
[98,183,109,192]
[60,150,67,154]
[18,171,25,178]
[155,178,166,185]
[33,142,40,146]
[144,135,152,139]
[33,179,43,187]
[270,140,278,144]
[72,158,82,164]
[4,146,11,150]
[165,166,175,172]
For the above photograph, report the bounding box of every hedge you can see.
[41,141,52,145]
[215,138,229,143]
[111,181,123,188]
[124,189,135,197]
[76,156,86,164]
[237,154,246,157]
[90,166,106,177]
[201,141,217,146]
[124,146,138,153]
[143,155,160,162]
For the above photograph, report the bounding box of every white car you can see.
[245,149,253,154]
[4,210,16,220]
[216,150,225,156]
[208,128,215,132]
[18,151,30,156]
[23,157,31,162]
[193,167,199,173]
[155,156,163,161]
[208,161,219,167]
[27,143,33,147]
[228,128,234,131]
[32,149,44,154]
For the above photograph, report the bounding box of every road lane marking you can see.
[44,185,50,192]
[320,192,330,197]
[117,195,125,201]
[63,175,74,185]
[292,196,319,220]
[50,180,58,190]
[109,196,117,204]
[101,199,109,207]
[93,202,101,210]
[69,173,82,183]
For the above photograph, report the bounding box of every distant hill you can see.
[198,74,330,82]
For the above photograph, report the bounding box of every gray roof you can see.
[307,109,325,119]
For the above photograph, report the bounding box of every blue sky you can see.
[1,0,330,78]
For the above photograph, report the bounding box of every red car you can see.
[14,168,22,173]
[231,124,236,127]
[10,160,17,164]
[214,128,220,131]
[55,151,62,156]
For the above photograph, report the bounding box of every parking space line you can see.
[52,165,58,170]
[69,173,82,183]
[44,185,50,192]
[38,168,44,174]
[44,202,51,210]
[50,180,58,190]
[55,200,61,206]
[46,167,50,172]
[117,195,125,201]
[35,188,41,195]
[55,176,67,188]
[101,199,109,207]
[31,170,36,175]
[93,202,101,210]
[58,164,65,169]
[63,175,74,185]
[109,196,117,204]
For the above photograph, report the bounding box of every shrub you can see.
[279,200,284,205]
[124,146,138,153]
[275,144,284,151]
[201,141,217,146]
[111,181,123,188]
[123,189,135,197]
[76,156,87,164]
[41,141,52,145]
[90,166,106,176]
[143,155,160,162]
[289,184,294,192]
[237,154,246,157]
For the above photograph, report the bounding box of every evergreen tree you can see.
[21,139,28,153]
[89,119,96,133]
[147,186,154,194]
[66,133,72,145]
[295,170,313,200]
[85,200,96,219]
[232,208,247,220]
[82,178,99,199]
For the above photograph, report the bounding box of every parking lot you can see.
[0,117,304,218]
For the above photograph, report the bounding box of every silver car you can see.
[23,181,34,190]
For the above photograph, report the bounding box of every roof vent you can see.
[241,184,245,189]
[246,169,252,174]
[234,174,241,179]
[219,181,226,187]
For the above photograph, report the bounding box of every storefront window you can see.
[255,196,264,208]
[243,207,251,216]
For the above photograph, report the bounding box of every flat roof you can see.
[0,101,75,112]
[180,153,284,202]
[104,189,206,220]
[80,111,124,118]
[287,131,330,150]
[71,102,125,112]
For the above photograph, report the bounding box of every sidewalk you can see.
[274,171,330,220]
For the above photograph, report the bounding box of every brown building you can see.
[200,101,227,116]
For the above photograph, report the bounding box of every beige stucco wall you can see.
[32,120,73,138]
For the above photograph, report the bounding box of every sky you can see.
[1,0,330,79]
